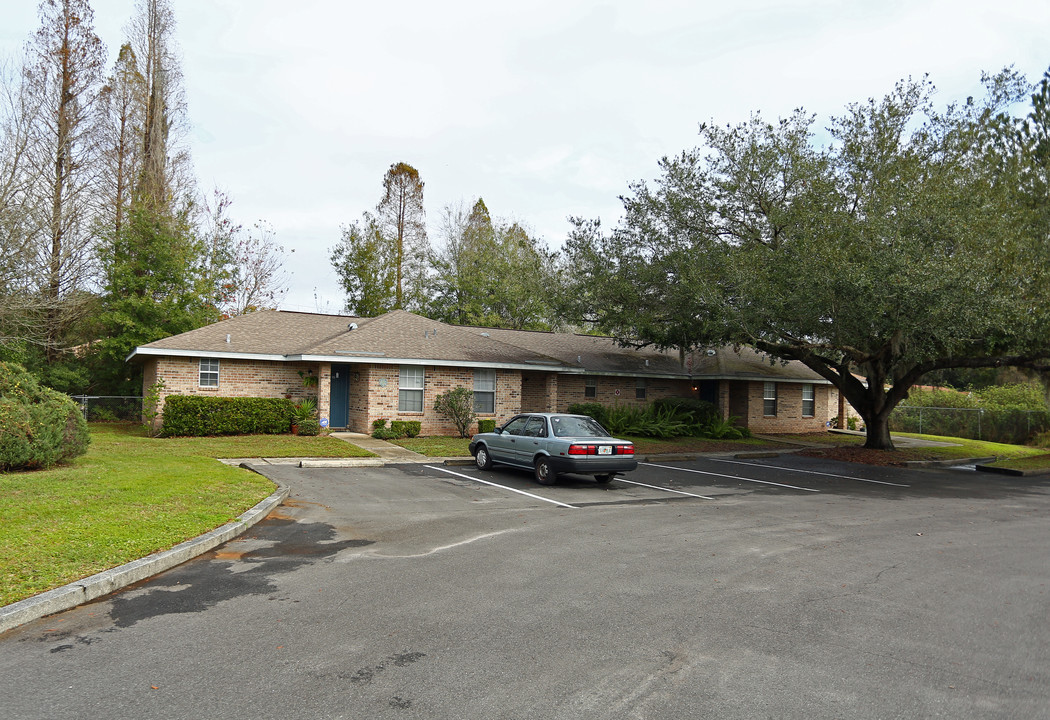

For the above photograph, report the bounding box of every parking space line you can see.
[426,466,579,509]
[614,478,715,500]
[707,458,910,487]
[641,462,820,492]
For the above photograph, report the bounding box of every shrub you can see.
[296,417,321,436]
[161,396,293,436]
[372,418,396,439]
[434,387,477,438]
[291,397,317,425]
[0,361,89,471]
[697,415,744,440]
[390,420,421,438]
[976,383,1048,412]
[603,403,690,438]
[477,419,496,434]
[653,397,720,427]
[89,405,119,422]
[567,402,609,427]
[372,425,399,440]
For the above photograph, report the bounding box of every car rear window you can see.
[551,416,609,438]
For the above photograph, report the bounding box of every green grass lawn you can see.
[393,436,473,456]
[892,432,1050,465]
[985,453,1050,471]
[0,423,374,607]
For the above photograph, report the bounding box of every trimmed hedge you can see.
[477,419,496,434]
[161,395,293,436]
[0,362,89,471]
[390,420,421,438]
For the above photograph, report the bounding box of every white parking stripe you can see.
[426,466,579,509]
[707,458,910,487]
[614,478,715,500]
[641,462,820,492]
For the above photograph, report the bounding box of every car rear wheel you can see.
[475,445,493,470]
[535,457,557,485]
[595,473,614,483]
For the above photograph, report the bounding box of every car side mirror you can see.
[494,427,503,435]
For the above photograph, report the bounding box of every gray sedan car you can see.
[468,413,638,485]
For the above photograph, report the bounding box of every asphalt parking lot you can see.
[1,456,1048,719]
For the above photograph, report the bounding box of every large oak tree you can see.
[562,71,1050,449]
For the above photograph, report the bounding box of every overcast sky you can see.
[3,0,1048,312]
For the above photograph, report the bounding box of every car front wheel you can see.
[475,445,493,470]
[535,457,557,485]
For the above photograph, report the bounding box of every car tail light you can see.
[568,444,634,456]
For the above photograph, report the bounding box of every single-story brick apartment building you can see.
[129,309,843,435]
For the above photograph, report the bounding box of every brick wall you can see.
[556,375,694,410]
[146,356,317,423]
[735,381,831,434]
[339,364,526,436]
[147,355,841,436]
[521,371,553,412]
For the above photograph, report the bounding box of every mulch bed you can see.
[796,446,933,466]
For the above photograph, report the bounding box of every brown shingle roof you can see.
[135,309,363,356]
[304,310,561,365]
[131,309,827,382]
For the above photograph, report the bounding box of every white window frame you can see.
[199,358,219,387]
[636,378,647,400]
[763,382,777,416]
[802,384,815,417]
[398,365,424,412]
[585,377,597,399]
[474,369,496,414]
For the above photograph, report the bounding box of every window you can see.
[474,369,495,413]
[636,378,647,400]
[502,416,529,435]
[763,382,777,416]
[802,384,815,417]
[398,365,424,412]
[523,416,547,438]
[585,377,597,399]
[199,358,219,387]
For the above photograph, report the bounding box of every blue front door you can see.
[330,364,350,428]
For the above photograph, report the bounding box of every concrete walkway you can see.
[327,431,432,461]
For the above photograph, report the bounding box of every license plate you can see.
[598,445,613,455]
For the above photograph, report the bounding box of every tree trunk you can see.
[863,412,895,450]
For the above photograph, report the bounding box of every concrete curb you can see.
[976,463,1050,477]
[902,456,997,468]
[0,472,288,636]
[299,458,386,468]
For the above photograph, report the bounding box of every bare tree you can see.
[226,221,289,315]
[21,0,105,361]
[0,56,42,300]
[200,189,289,318]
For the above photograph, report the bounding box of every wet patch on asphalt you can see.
[107,518,373,629]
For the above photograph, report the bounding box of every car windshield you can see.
[550,415,609,438]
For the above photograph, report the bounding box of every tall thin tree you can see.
[98,43,143,239]
[376,162,427,309]
[23,0,105,361]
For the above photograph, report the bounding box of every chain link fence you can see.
[890,405,1050,445]
[71,395,143,423]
